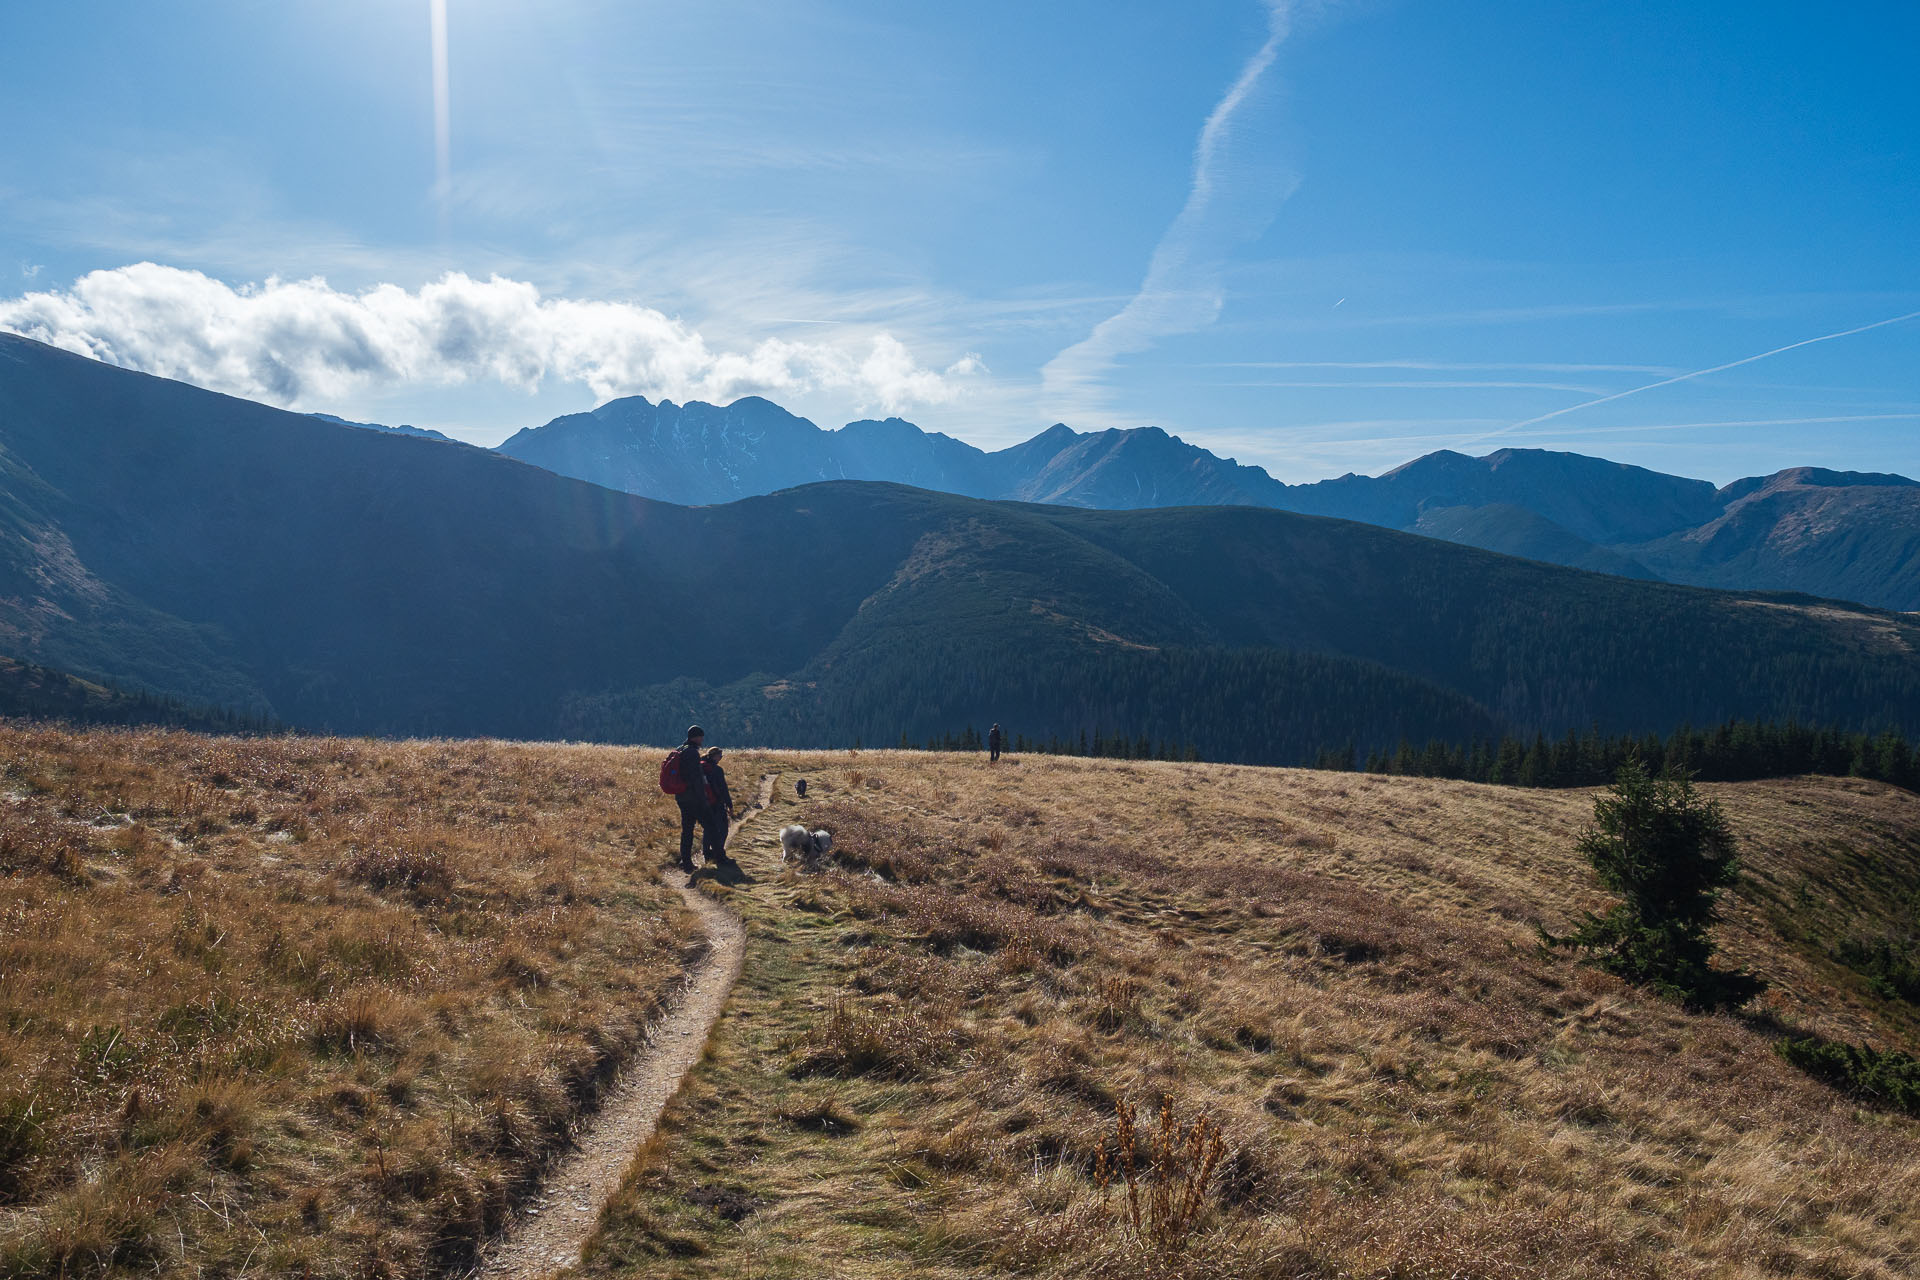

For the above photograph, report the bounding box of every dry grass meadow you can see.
[4,729,1918,1280]
[583,750,1920,1280]
[0,725,705,1277]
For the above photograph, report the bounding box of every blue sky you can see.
[1,0,1915,483]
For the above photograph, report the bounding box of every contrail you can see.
[1041,1,1295,415]
[1182,1,1289,220]
[1467,308,1920,444]
[1527,412,1920,436]
[431,0,451,232]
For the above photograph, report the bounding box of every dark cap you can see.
[687,725,705,740]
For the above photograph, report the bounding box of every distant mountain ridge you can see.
[6,330,1920,757]
[492,395,1289,510]
[495,396,1920,610]
[308,412,461,444]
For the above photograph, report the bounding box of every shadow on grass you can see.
[693,857,754,887]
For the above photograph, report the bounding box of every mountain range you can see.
[497,395,1920,611]
[2,330,1918,759]
[495,396,1287,509]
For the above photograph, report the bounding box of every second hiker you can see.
[702,747,734,864]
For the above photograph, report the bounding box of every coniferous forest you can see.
[0,655,278,734]
[898,718,1920,793]
[1322,719,1920,790]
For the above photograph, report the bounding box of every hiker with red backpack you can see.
[659,725,716,873]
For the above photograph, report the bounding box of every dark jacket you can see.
[674,743,707,805]
[703,761,733,814]
[988,726,1002,749]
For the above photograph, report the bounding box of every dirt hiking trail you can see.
[473,772,775,1278]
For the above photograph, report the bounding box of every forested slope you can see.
[5,333,1920,758]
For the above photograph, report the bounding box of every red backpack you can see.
[658,749,689,796]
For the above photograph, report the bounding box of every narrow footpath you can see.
[472,773,775,1278]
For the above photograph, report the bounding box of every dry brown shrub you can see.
[312,990,405,1055]
[1092,976,1142,1031]
[1094,1097,1227,1250]
[340,837,453,897]
[847,875,1083,963]
[0,806,93,881]
[789,993,965,1078]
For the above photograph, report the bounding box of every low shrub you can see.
[1834,936,1920,1006]
[1776,1034,1920,1115]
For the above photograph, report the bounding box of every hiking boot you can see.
[679,855,695,874]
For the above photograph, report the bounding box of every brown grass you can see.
[0,724,701,1277]
[11,733,1920,1278]
[583,751,1920,1280]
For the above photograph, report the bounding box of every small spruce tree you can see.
[1547,758,1765,1010]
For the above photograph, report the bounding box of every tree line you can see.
[899,718,1920,792]
[904,724,1201,761]
[0,657,281,735]
[565,644,1501,763]
[1309,719,1920,791]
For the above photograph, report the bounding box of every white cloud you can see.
[0,263,980,412]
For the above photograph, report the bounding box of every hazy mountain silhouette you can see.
[308,412,460,444]
[1632,468,1920,605]
[4,332,1920,755]
[494,396,1294,509]
[1407,504,1659,581]
[498,399,1920,609]
[1275,447,1721,542]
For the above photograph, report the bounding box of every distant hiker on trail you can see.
[670,725,712,873]
[988,723,1003,764]
[702,748,734,864]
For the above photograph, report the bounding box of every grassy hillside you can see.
[5,728,1919,1277]
[585,752,1920,1280]
[0,726,701,1276]
[7,334,1920,755]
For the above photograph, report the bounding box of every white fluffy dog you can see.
[780,824,833,868]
